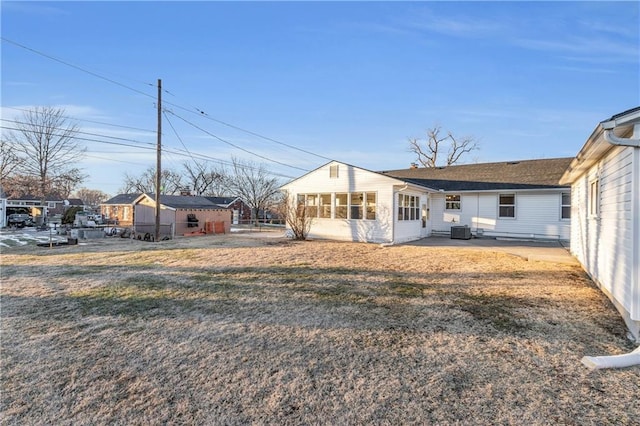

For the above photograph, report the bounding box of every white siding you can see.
[431,191,570,240]
[282,162,407,243]
[570,146,639,338]
[394,191,430,244]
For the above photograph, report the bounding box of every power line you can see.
[165,110,309,172]
[0,124,157,151]
[2,106,156,134]
[1,124,297,180]
[168,102,333,162]
[2,38,332,165]
[1,37,155,99]
[1,118,155,146]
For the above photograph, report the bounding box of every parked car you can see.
[7,214,33,228]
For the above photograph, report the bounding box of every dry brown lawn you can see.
[1,233,638,425]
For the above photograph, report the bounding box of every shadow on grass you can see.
[1,262,628,344]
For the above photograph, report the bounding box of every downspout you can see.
[581,121,640,369]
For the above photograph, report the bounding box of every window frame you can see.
[445,194,461,211]
[561,192,571,220]
[305,194,319,218]
[398,194,420,221]
[335,193,348,219]
[319,193,332,218]
[366,192,376,220]
[589,179,599,218]
[498,193,516,219]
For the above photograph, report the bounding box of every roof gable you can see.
[281,160,417,190]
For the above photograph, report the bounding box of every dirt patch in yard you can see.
[1,234,638,424]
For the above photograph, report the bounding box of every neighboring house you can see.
[281,158,572,244]
[133,193,232,238]
[560,107,640,342]
[204,196,251,224]
[101,193,235,235]
[4,194,82,222]
[100,193,140,226]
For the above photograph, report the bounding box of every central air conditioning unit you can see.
[451,225,471,240]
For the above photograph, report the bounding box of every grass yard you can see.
[1,234,638,425]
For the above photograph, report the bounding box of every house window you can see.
[319,194,331,218]
[123,206,130,220]
[561,192,571,220]
[366,193,376,220]
[499,194,515,218]
[445,194,461,210]
[335,193,348,219]
[330,165,339,178]
[398,194,420,221]
[305,194,318,218]
[589,180,599,217]
[350,193,364,219]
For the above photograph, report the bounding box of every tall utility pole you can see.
[155,79,162,242]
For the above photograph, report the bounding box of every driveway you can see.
[404,236,578,265]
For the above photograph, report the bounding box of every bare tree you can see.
[73,188,111,207]
[408,124,479,168]
[0,139,24,183]
[181,160,229,196]
[227,158,281,225]
[119,166,183,195]
[6,106,86,200]
[277,191,312,240]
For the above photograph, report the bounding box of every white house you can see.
[560,106,640,342]
[281,158,572,245]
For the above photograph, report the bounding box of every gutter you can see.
[602,123,640,147]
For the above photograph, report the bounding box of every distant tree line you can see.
[120,157,282,225]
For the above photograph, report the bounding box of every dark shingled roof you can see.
[102,193,142,205]
[102,193,227,209]
[381,157,573,191]
[204,196,238,206]
[151,194,223,209]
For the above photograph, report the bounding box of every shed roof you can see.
[381,157,573,191]
[145,194,226,210]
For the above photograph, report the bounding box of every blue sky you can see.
[2,1,638,196]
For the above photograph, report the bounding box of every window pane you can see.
[366,193,376,220]
[562,193,570,205]
[335,193,348,219]
[446,194,461,210]
[499,206,515,218]
[350,193,363,219]
[562,206,571,219]
[319,194,331,218]
[499,194,515,205]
